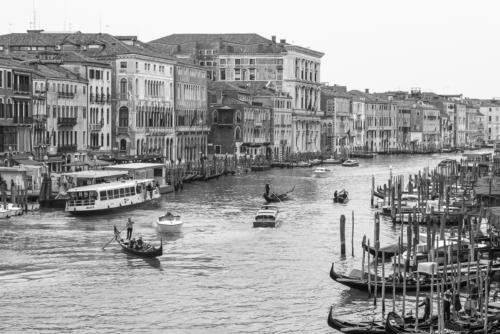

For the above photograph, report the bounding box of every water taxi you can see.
[65,179,160,214]
[253,205,280,228]
[155,212,183,233]
[342,159,359,167]
[313,167,331,177]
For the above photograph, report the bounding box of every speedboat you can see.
[342,159,359,167]
[333,190,349,204]
[253,205,279,228]
[323,158,343,165]
[155,212,183,233]
[6,203,23,216]
[313,167,331,177]
[0,206,11,219]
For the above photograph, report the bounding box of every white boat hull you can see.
[155,220,183,233]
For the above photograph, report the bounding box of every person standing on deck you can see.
[419,295,431,321]
[126,218,134,240]
[265,184,270,196]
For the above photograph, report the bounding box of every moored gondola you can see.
[327,306,386,333]
[329,262,468,294]
[113,226,162,258]
[385,312,435,334]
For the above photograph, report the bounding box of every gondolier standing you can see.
[126,218,134,240]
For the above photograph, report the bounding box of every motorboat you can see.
[253,205,279,228]
[313,167,331,177]
[342,159,359,167]
[155,212,183,233]
[323,157,343,165]
[296,161,311,168]
[0,206,11,219]
[333,189,349,204]
[6,203,23,216]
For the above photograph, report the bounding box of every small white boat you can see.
[155,213,183,233]
[253,205,279,228]
[0,207,11,219]
[313,167,331,177]
[342,159,359,167]
[6,203,23,216]
[323,158,343,165]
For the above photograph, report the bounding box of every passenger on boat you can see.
[147,183,153,198]
[136,236,144,249]
[334,191,338,200]
[129,238,136,248]
[265,184,270,196]
[443,290,452,321]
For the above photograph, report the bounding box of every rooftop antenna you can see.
[32,0,37,29]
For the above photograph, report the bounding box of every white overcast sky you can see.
[1,0,499,99]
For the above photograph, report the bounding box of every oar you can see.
[102,226,124,249]
[272,192,282,203]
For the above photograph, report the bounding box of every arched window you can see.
[120,139,127,151]
[120,78,127,99]
[235,127,241,141]
[213,110,218,123]
[119,107,129,127]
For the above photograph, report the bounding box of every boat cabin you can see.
[105,163,173,193]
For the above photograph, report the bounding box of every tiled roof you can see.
[208,81,250,94]
[150,33,273,46]
[33,63,85,81]
[0,56,34,72]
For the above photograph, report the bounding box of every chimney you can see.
[280,39,286,44]
[365,88,370,94]
[271,35,276,43]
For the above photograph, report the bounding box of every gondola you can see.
[333,190,349,203]
[113,226,163,258]
[263,186,295,203]
[362,241,407,259]
[385,312,435,334]
[327,306,386,333]
[329,262,468,294]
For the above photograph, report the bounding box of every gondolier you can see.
[126,218,134,240]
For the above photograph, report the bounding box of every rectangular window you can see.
[6,71,11,88]
[113,189,119,198]
[130,187,135,195]
[215,145,221,154]
[234,69,241,81]
[89,69,95,79]
[220,69,226,80]
[199,61,205,66]
[119,188,125,197]
[219,58,226,66]
[249,58,255,65]
[120,62,127,69]
[124,188,130,196]
[0,70,3,88]
[249,68,255,81]
[235,59,241,65]
[100,191,107,201]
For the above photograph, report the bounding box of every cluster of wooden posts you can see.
[336,160,497,332]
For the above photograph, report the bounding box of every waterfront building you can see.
[365,98,398,153]
[320,86,353,152]
[34,62,89,165]
[173,61,208,163]
[465,104,484,146]
[394,102,412,150]
[55,52,113,154]
[31,73,48,160]
[479,100,500,143]
[0,57,33,156]
[351,96,366,149]
[0,31,177,159]
[149,34,323,154]
[208,82,271,158]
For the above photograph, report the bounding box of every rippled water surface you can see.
[0,153,469,333]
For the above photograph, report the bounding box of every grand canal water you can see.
[0,153,468,333]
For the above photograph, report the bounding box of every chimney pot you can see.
[271,35,276,43]
[365,88,370,94]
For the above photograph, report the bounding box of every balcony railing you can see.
[13,116,33,124]
[117,126,130,134]
[58,92,75,99]
[57,117,77,127]
[58,144,77,153]
[90,123,103,132]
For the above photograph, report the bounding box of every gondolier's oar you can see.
[102,226,124,249]
[271,192,282,203]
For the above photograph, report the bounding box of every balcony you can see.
[90,123,103,132]
[58,92,75,99]
[13,116,33,125]
[117,126,130,134]
[57,117,77,127]
[58,144,77,153]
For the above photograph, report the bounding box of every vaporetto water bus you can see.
[65,179,160,214]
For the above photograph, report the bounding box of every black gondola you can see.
[362,241,407,259]
[327,306,386,333]
[329,262,468,294]
[385,312,435,334]
[113,226,162,258]
[333,189,349,203]
[263,186,295,203]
